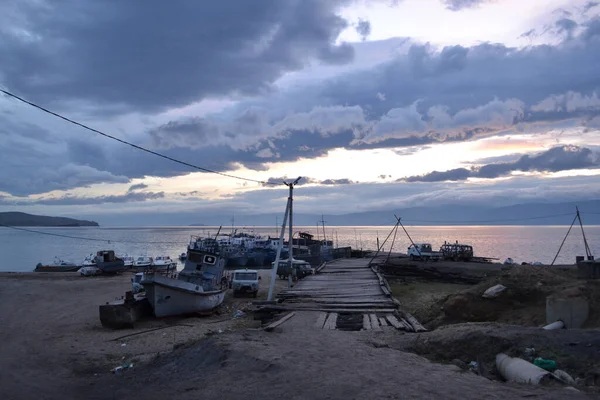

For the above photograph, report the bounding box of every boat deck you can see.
[273,258,426,332]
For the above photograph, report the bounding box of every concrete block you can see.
[546,296,589,328]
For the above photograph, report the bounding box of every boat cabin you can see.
[96,250,119,262]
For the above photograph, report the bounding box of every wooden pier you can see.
[271,258,426,332]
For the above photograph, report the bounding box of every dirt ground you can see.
[427,265,600,329]
[0,269,595,399]
[389,280,468,323]
[0,270,285,400]
[73,313,587,400]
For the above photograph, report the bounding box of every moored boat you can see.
[152,255,175,271]
[134,255,153,270]
[82,254,96,267]
[141,236,227,317]
[35,257,81,272]
[95,250,127,274]
[121,254,134,268]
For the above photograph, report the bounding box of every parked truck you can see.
[407,243,442,261]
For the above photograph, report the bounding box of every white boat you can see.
[82,254,96,267]
[141,236,227,317]
[134,256,153,269]
[121,254,134,268]
[152,255,175,270]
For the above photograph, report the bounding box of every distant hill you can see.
[0,212,99,227]
[88,199,600,227]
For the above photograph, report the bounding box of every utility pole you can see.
[321,214,327,244]
[267,201,290,301]
[285,177,302,288]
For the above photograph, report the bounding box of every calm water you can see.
[1,225,598,272]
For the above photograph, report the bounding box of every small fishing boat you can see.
[134,255,153,269]
[82,254,96,267]
[121,254,134,268]
[152,255,175,271]
[141,236,227,317]
[35,257,81,272]
[95,250,127,274]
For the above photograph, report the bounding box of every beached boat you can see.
[141,236,227,317]
[152,255,175,270]
[82,254,96,267]
[134,255,153,269]
[121,254,134,268]
[35,257,80,272]
[95,250,127,274]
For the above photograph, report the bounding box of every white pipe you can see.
[496,353,551,385]
[267,197,290,301]
[543,320,565,330]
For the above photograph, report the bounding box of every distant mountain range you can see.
[195,200,600,227]
[85,199,600,226]
[0,212,99,227]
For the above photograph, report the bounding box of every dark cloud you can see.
[355,19,371,41]
[127,183,148,192]
[441,0,492,11]
[403,145,600,182]
[404,168,472,182]
[261,176,354,187]
[584,2,599,13]
[0,0,355,114]
[318,178,355,185]
[555,18,578,39]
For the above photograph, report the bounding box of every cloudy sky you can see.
[1,0,600,224]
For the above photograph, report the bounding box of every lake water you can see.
[1,225,598,272]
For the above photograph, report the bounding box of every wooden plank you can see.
[385,315,404,330]
[379,317,388,327]
[404,312,428,332]
[323,313,338,330]
[315,312,328,329]
[369,314,381,330]
[363,314,372,330]
[400,318,415,332]
[264,312,296,332]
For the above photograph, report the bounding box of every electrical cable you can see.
[0,89,281,186]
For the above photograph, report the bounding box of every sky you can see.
[1,0,600,225]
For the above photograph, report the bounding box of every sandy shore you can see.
[0,269,592,399]
[0,270,286,400]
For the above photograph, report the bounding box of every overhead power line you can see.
[0,224,186,245]
[0,89,279,186]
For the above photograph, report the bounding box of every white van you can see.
[231,269,260,298]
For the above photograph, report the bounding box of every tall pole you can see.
[267,199,290,301]
[284,177,301,288]
[551,212,577,266]
[288,184,294,287]
[576,206,593,259]
[321,214,327,244]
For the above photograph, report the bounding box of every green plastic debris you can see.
[533,357,556,372]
